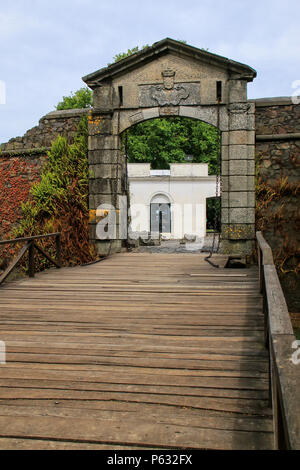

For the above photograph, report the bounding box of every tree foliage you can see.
[111,45,149,64]
[13,116,96,268]
[124,117,220,174]
[56,87,93,110]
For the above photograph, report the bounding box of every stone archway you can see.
[83,38,256,256]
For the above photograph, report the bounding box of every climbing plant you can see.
[256,174,300,276]
[0,116,96,273]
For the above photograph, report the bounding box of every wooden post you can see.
[56,234,62,268]
[258,245,263,293]
[28,242,35,278]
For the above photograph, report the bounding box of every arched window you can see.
[150,194,171,234]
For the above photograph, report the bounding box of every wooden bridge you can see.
[0,235,298,450]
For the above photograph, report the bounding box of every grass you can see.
[294,328,300,340]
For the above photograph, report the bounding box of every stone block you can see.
[248,114,255,131]
[89,178,122,195]
[228,160,255,176]
[180,105,228,130]
[221,223,255,241]
[248,145,255,160]
[93,85,117,109]
[222,207,255,224]
[228,80,247,103]
[222,161,229,175]
[222,132,229,146]
[221,145,229,160]
[88,135,120,151]
[89,163,122,179]
[89,194,120,210]
[88,116,112,136]
[222,175,255,192]
[222,191,255,208]
[88,150,119,165]
[229,131,249,145]
[248,102,255,114]
[228,145,248,160]
[221,238,255,256]
[94,240,123,256]
[229,113,249,131]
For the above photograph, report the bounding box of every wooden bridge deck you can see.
[0,253,273,450]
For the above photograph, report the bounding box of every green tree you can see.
[56,87,93,110]
[109,45,149,65]
[123,117,220,174]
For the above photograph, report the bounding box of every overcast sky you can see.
[0,0,299,143]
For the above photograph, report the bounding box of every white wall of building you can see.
[128,163,218,239]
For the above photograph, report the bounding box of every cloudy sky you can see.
[0,0,299,143]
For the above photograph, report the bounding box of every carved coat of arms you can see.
[139,70,200,108]
[149,70,189,106]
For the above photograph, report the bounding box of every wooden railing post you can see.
[56,233,62,267]
[28,242,35,278]
[256,231,300,450]
[0,232,62,286]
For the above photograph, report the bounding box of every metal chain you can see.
[205,99,222,268]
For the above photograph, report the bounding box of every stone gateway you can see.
[83,38,257,256]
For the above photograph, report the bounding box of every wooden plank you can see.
[256,231,274,265]
[0,365,270,390]
[0,439,148,450]
[0,415,273,450]
[264,265,293,336]
[0,252,272,449]
[271,334,300,449]
[0,378,269,399]
[0,404,273,432]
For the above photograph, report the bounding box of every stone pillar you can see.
[88,85,125,255]
[221,79,256,256]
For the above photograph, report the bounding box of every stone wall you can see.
[253,97,300,312]
[0,108,88,239]
[0,108,88,152]
[0,151,45,240]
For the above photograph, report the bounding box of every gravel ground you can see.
[133,234,220,254]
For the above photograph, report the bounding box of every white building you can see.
[128,163,218,240]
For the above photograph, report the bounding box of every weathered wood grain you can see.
[0,252,273,450]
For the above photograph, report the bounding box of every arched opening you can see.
[150,194,172,236]
[122,116,221,244]
[122,116,220,172]
[85,39,257,256]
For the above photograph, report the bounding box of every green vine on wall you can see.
[256,174,300,276]
[1,116,96,273]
